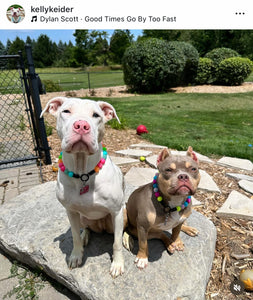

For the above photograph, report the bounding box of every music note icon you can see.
[31,16,37,22]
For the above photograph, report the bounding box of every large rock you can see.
[0,182,216,300]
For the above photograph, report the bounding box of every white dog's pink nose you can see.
[73,120,90,134]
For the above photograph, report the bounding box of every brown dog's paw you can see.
[167,239,184,254]
[135,256,148,269]
[182,225,199,237]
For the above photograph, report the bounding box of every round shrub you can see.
[205,47,240,69]
[195,57,213,85]
[217,57,253,86]
[122,38,186,93]
[168,41,199,85]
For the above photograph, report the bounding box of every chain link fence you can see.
[0,55,38,169]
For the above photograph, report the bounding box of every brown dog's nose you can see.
[178,174,189,181]
[73,120,90,134]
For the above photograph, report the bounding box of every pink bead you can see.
[100,158,106,164]
[60,166,65,172]
[98,162,103,168]
[187,197,191,203]
[155,192,160,197]
[153,179,157,184]
[59,162,64,168]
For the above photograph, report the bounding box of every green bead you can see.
[157,196,163,202]
[176,206,181,212]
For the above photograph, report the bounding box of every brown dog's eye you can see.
[165,168,172,172]
[191,167,197,172]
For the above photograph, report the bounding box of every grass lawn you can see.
[38,70,124,91]
[104,92,253,161]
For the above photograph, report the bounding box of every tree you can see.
[7,37,25,68]
[33,34,57,67]
[110,30,133,64]
[73,30,110,66]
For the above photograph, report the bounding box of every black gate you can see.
[0,45,51,169]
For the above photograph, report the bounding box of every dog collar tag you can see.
[80,185,89,195]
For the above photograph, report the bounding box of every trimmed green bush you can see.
[122,38,186,93]
[205,47,240,84]
[169,41,199,85]
[205,47,240,69]
[195,57,213,85]
[42,80,62,92]
[217,57,253,86]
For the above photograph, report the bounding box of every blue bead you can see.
[153,183,158,188]
[184,202,188,207]
[68,171,74,177]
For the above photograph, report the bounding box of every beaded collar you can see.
[58,144,107,195]
[153,173,191,224]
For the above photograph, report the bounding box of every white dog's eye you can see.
[62,109,71,114]
[93,112,100,118]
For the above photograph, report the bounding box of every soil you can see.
[40,85,253,300]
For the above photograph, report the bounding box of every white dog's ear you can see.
[98,101,120,123]
[40,97,67,118]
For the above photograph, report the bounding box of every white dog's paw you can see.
[68,248,83,269]
[134,257,148,269]
[110,257,124,278]
[122,232,134,251]
[81,228,90,247]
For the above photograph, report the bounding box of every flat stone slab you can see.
[115,149,152,158]
[198,170,221,193]
[130,143,165,150]
[0,182,216,300]
[110,156,139,166]
[145,152,213,168]
[226,173,253,182]
[216,190,253,220]
[238,180,253,194]
[124,167,157,187]
[217,157,253,171]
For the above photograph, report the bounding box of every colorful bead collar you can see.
[153,173,191,213]
[58,144,107,195]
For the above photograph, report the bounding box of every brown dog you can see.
[126,147,200,269]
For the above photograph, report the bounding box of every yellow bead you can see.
[157,196,163,202]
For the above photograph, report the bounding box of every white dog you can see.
[10,7,22,23]
[41,97,125,277]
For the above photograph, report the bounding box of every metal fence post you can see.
[87,72,91,90]
[25,44,51,165]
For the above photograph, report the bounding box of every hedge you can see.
[217,57,253,86]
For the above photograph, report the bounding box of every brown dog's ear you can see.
[40,97,67,118]
[157,148,171,165]
[187,146,198,163]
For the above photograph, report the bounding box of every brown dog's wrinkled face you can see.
[157,147,200,197]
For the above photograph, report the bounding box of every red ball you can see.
[136,125,148,135]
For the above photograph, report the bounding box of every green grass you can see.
[102,92,253,161]
[39,70,124,91]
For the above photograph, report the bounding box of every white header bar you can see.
[1,0,252,29]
